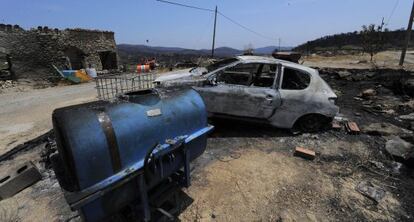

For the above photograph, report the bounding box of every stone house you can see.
[0,24,119,78]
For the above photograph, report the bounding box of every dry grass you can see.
[302,50,414,71]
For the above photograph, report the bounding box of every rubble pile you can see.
[318,67,414,96]
[0,80,15,89]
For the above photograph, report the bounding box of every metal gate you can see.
[95,73,157,100]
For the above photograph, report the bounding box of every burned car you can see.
[155,56,339,131]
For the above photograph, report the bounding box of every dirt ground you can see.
[0,56,414,221]
[181,110,414,221]
[0,81,97,155]
[302,50,414,71]
[2,114,413,221]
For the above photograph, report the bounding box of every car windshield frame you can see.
[206,58,239,73]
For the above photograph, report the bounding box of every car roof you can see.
[235,55,316,73]
[236,55,281,63]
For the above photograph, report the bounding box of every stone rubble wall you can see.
[0,24,118,79]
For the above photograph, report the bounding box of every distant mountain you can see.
[117,44,189,54]
[254,46,293,54]
[117,44,291,57]
[198,47,243,56]
[117,44,294,67]
[117,44,242,57]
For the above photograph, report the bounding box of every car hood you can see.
[154,67,207,82]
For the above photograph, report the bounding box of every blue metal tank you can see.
[51,88,213,221]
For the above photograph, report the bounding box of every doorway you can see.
[64,47,85,70]
[99,51,118,70]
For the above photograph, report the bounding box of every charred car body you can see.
[155,56,339,131]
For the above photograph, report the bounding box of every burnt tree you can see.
[360,23,387,62]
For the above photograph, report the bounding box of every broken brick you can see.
[294,147,316,160]
[331,121,342,130]
[346,121,360,134]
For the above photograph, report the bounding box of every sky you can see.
[0,0,412,49]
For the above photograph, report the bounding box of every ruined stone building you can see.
[0,24,119,79]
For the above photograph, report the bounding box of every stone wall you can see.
[0,24,119,79]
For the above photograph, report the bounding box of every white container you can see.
[86,68,97,78]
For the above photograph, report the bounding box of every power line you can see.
[156,0,213,12]
[156,0,276,41]
[217,11,276,41]
[386,0,400,26]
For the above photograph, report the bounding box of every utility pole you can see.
[278,38,281,51]
[211,5,217,58]
[399,0,414,66]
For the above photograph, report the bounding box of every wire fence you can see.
[95,72,157,100]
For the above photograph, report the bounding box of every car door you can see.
[270,65,313,127]
[196,62,281,119]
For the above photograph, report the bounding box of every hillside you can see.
[254,46,292,54]
[294,29,408,53]
[117,44,293,66]
[117,44,241,57]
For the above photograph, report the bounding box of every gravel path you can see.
[0,82,97,155]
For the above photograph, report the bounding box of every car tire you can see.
[297,114,329,133]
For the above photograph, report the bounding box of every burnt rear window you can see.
[281,67,310,90]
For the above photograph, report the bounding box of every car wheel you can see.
[297,114,328,133]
